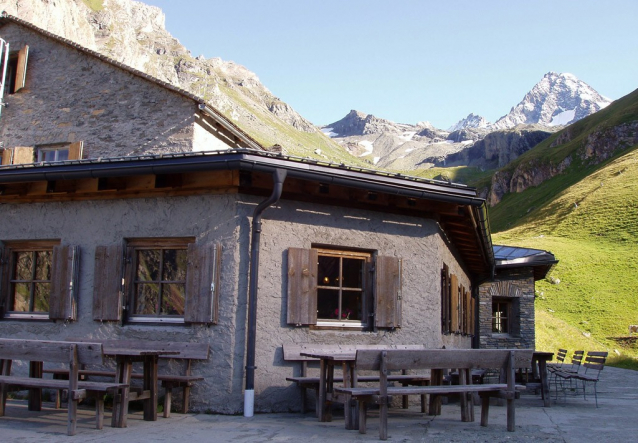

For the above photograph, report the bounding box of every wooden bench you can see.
[0,338,128,436]
[44,339,209,417]
[334,349,533,440]
[283,344,430,414]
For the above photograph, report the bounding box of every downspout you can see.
[244,168,287,417]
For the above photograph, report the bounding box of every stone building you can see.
[0,14,556,414]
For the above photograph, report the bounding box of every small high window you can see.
[2,45,28,95]
[492,299,511,333]
[37,147,69,162]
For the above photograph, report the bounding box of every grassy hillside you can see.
[492,146,638,364]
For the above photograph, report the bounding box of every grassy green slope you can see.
[493,146,638,364]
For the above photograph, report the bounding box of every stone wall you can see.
[0,23,198,159]
[0,190,472,414]
[477,268,535,349]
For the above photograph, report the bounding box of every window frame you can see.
[4,240,56,319]
[0,239,78,322]
[314,247,372,329]
[124,237,194,325]
[492,298,511,335]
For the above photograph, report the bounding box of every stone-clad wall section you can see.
[0,23,197,159]
[478,268,535,349]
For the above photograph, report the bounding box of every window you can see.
[492,299,510,333]
[129,238,189,319]
[2,142,83,166]
[287,247,402,330]
[38,147,69,162]
[316,248,369,326]
[441,263,474,335]
[92,239,221,324]
[0,240,79,321]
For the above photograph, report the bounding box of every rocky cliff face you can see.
[487,118,638,206]
[0,0,325,154]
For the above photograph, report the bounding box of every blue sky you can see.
[143,0,638,129]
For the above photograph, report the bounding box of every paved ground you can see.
[1,366,637,442]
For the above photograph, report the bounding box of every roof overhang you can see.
[493,244,558,281]
[0,149,495,276]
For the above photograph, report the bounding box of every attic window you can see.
[38,147,69,162]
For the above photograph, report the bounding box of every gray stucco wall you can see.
[0,192,472,413]
[0,23,198,158]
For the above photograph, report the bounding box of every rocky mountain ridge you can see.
[324,72,610,172]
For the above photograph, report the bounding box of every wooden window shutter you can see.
[49,245,80,321]
[185,242,221,324]
[14,45,29,93]
[375,255,402,328]
[469,292,475,335]
[286,247,318,326]
[1,149,13,165]
[92,244,124,321]
[0,243,8,317]
[441,264,450,333]
[68,141,84,160]
[12,147,34,164]
[450,274,459,333]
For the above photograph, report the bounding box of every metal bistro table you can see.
[104,346,179,428]
[300,350,359,429]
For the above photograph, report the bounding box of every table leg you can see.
[318,359,327,422]
[28,361,43,411]
[429,369,442,416]
[343,361,359,430]
[325,361,334,422]
[112,357,132,428]
[539,359,551,407]
[143,355,159,421]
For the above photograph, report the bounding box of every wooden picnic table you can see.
[300,350,358,428]
[104,346,179,428]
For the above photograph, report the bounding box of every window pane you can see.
[35,251,52,280]
[317,256,339,287]
[56,149,69,161]
[14,251,33,280]
[161,283,185,315]
[34,283,50,312]
[342,291,362,321]
[341,258,363,289]
[137,250,160,281]
[43,150,57,161]
[12,283,30,311]
[162,249,187,281]
[317,288,339,319]
[134,283,159,315]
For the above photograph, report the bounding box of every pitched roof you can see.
[0,12,264,151]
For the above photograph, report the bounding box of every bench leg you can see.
[358,400,367,434]
[379,397,388,440]
[300,386,307,413]
[182,386,191,414]
[67,397,78,436]
[506,398,515,432]
[96,395,104,430]
[480,395,489,427]
[164,384,173,418]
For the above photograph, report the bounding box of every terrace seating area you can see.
[550,349,609,407]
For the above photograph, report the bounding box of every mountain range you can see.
[323,72,612,171]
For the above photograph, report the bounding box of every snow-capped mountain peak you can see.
[491,72,611,130]
[448,113,490,132]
